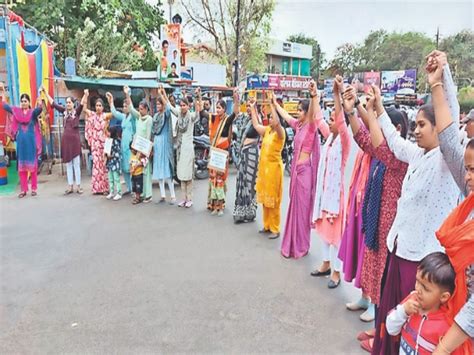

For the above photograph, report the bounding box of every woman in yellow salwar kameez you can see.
[250,94,285,239]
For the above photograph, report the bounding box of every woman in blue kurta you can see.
[106,90,136,195]
[0,83,42,198]
[152,87,175,203]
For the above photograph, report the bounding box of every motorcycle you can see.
[193,134,210,180]
[282,126,294,176]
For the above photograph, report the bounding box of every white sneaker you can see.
[113,194,122,201]
[106,193,114,200]
[360,303,375,322]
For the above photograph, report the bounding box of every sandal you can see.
[31,191,37,197]
[64,189,74,195]
[76,188,84,194]
[18,191,27,198]
[132,198,142,205]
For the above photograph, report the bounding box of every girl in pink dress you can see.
[311,76,351,288]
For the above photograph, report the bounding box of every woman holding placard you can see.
[202,88,239,216]
[166,90,201,207]
[125,86,153,203]
[84,91,112,195]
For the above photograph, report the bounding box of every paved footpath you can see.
[1,167,370,354]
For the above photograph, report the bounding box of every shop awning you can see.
[56,76,171,90]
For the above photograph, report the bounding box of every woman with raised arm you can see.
[106,89,136,196]
[45,88,88,195]
[423,51,473,355]
[342,85,409,350]
[232,92,262,224]
[84,91,112,195]
[202,88,239,216]
[337,95,372,317]
[310,76,351,289]
[167,89,201,207]
[369,65,460,354]
[124,86,153,203]
[251,93,285,239]
[151,87,176,204]
[0,83,42,198]
[278,79,327,259]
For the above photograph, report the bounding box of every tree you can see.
[180,0,275,85]
[326,43,359,76]
[75,18,143,76]
[440,30,474,88]
[12,0,165,72]
[287,33,324,80]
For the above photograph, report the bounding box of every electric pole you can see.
[234,0,241,87]
[436,27,440,49]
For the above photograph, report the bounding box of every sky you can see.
[271,0,473,59]
[151,0,473,60]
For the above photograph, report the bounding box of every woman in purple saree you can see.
[274,80,323,259]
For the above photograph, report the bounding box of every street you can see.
[1,167,369,354]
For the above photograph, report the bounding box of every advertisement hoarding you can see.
[160,24,181,80]
[381,69,417,94]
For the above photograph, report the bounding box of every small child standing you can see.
[105,126,122,201]
[129,145,148,205]
[386,252,464,355]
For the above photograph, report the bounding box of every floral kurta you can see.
[85,112,110,193]
[354,125,408,305]
[106,138,122,173]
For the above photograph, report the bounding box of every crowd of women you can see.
[2,50,472,354]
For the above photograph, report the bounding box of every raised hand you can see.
[365,88,376,112]
[426,55,445,87]
[105,92,113,103]
[248,96,256,108]
[333,75,344,95]
[425,50,447,73]
[0,82,4,92]
[309,80,318,97]
[342,86,356,113]
[123,86,129,96]
[83,89,89,97]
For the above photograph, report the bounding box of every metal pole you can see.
[234,0,241,87]
[436,27,440,49]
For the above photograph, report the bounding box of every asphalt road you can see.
[1,163,370,354]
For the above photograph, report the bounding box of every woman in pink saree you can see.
[275,80,324,259]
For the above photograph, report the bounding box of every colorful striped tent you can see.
[0,15,55,143]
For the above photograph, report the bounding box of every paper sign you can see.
[132,135,153,157]
[104,138,113,156]
[208,147,229,173]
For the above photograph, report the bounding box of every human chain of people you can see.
[1,49,473,355]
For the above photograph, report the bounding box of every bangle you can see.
[437,336,452,354]
[431,82,444,90]
[310,93,317,98]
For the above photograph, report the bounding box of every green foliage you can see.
[439,30,474,88]
[75,18,143,76]
[13,0,165,73]
[287,33,324,79]
[182,0,275,85]
[325,29,473,92]
[458,86,474,113]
